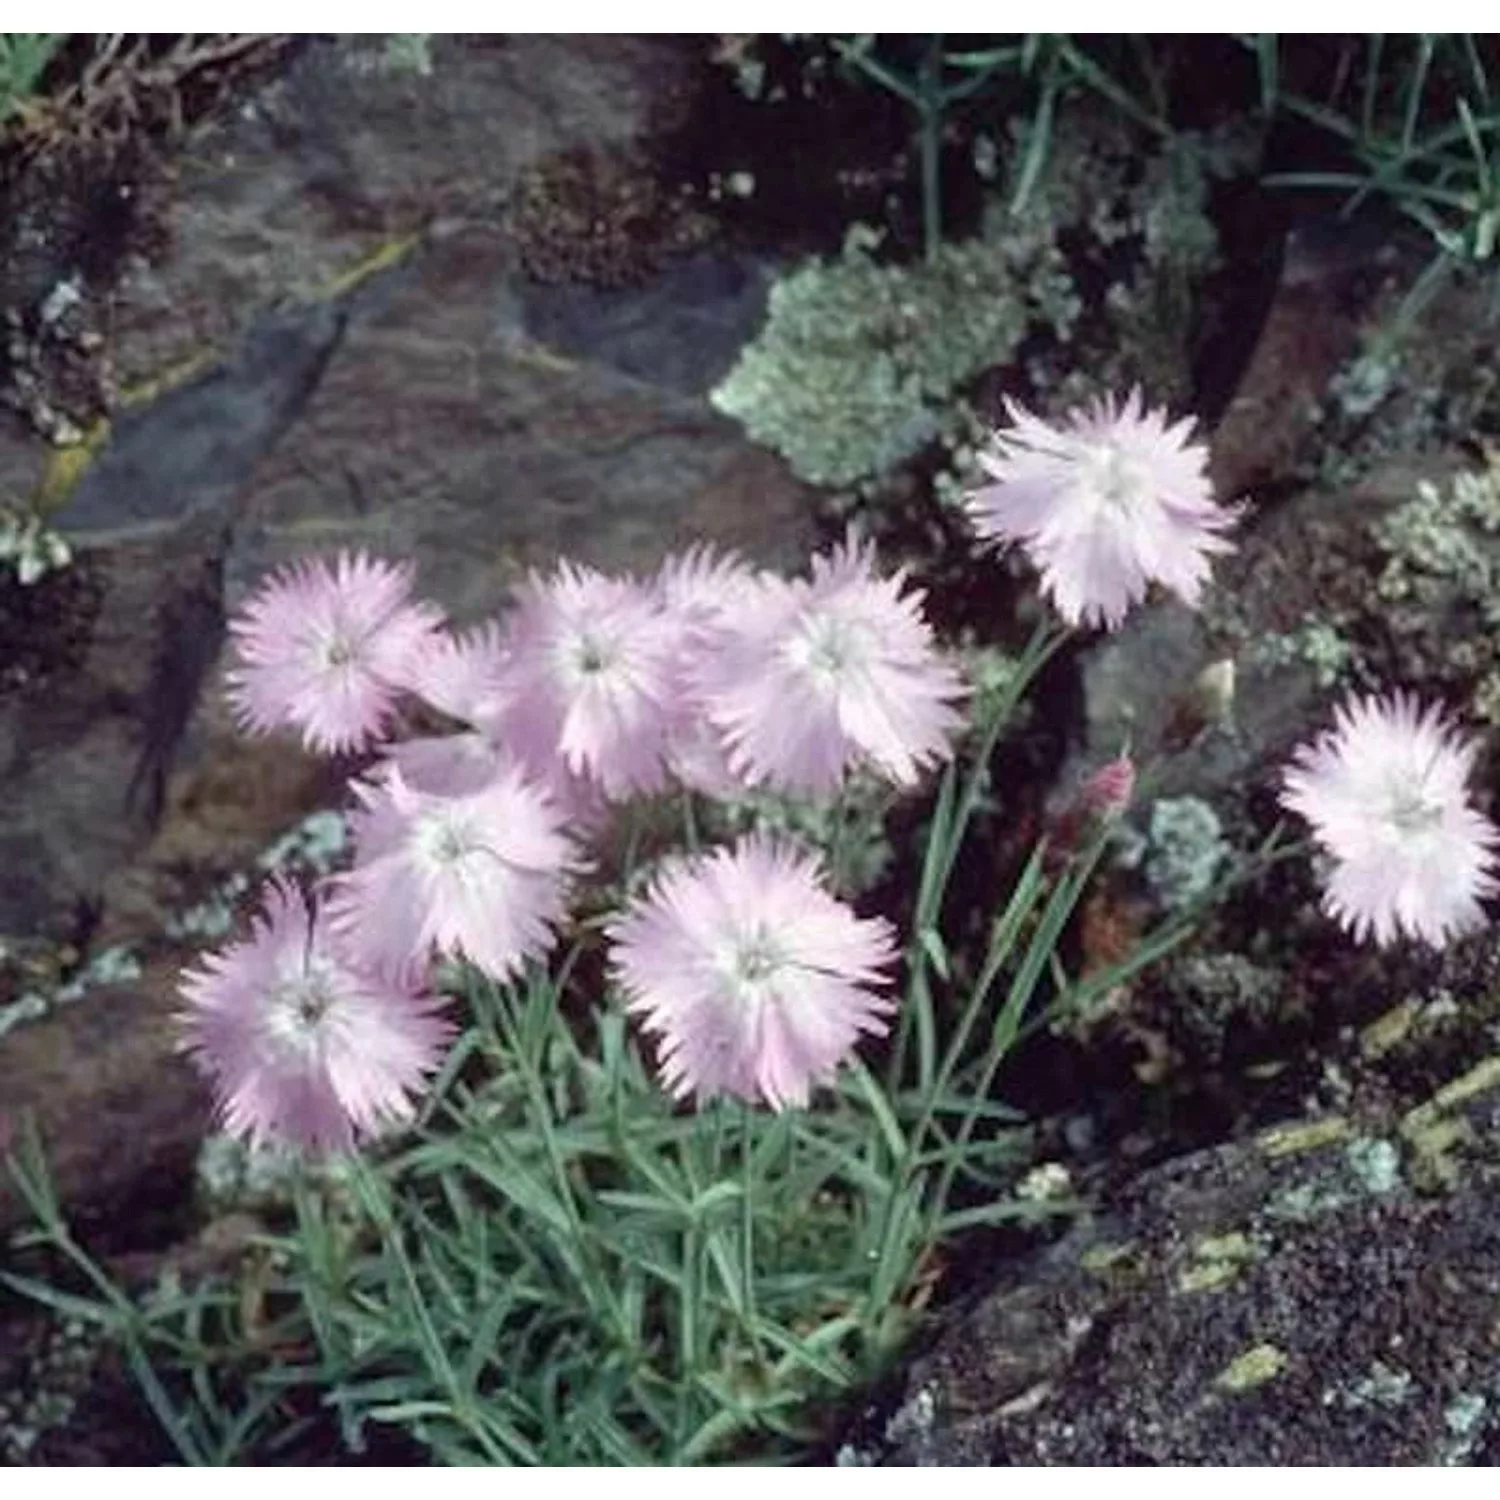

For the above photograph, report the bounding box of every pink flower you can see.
[1280,692,1500,947]
[330,758,580,983]
[966,391,1239,630]
[608,834,898,1109]
[490,563,675,800]
[226,551,445,754]
[177,879,452,1152]
[407,621,511,727]
[653,545,762,797]
[691,536,965,796]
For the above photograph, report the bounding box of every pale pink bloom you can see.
[654,543,758,620]
[330,759,579,982]
[385,730,609,841]
[1280,692,1500,947]
[177,879,452,1152]
[226,552,445,753]
[692,537,965,796]
[608,834,898,1109]
[966,391,1238,630]
[654,545,762,798]
[386,731,511,798]
[490,563,675,800]
[407,620,511,727]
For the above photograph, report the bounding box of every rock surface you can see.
[0,35,809,1240]
[0,34,810,951]
[874,1054,1500,1465]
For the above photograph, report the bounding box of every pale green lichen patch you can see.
[1344,1136,1402,1196]
[1215,1342,1287,1392]
[1256,1116,1351,1159]
[1437,1392,1491,1466]
[712,214,1075,490]
[1330,1360,1416,1413]
[1124,796,1230,913]
[1177,1231,1260,1294]
[1262,1178,1350,1225]
[1244,614,1356,690]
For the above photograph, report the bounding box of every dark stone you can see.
[875,1069,1500,1465]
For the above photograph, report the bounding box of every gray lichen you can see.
[1245,614,1357,690]
[1140,796,1230,911]
[166,808,348,940]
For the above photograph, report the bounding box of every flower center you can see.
[414,810,481,870]
[323,630,359,668]
[1087,444,1147,512]
[265,964,339,1059]
[1388,783,1443,835]
[787,611,871,684]
[571,631,618,678]
[721,927,787,1001]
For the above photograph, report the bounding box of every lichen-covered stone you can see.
[1372,456,1500,723]
[711,215,1074,490]
[869,1050,1500,1465]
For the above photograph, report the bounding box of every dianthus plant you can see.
[5,394,1265,1466]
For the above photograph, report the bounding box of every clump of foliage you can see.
[1258,36,1500,302]
[2,626,1208,1465]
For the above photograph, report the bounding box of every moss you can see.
[1360,999,1420,1059]
[1164,951,1283,1061]
[1079,1241,1140,1276]
[1403,1052,1500,1130]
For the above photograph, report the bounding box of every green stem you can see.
[918,35,944,259]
